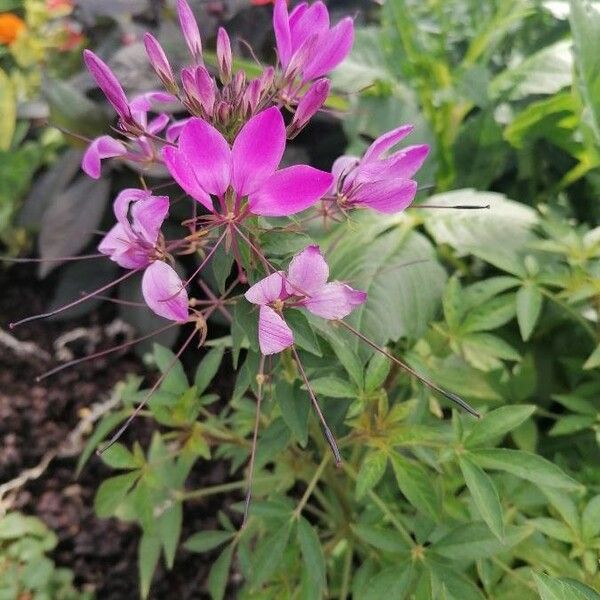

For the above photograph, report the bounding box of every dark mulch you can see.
[0,265,238,599]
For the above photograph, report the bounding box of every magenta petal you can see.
[82,136,127,179]
[274,0,292,68]
[162,146,214,211]
[290,1,329,50]
[249,165,333,217]
[331,155,359,192]
[177,0,202,61]
[142,261,189,322]
[357,145,429,184]
[353,179,418,214]
[258,305,294,355]
[363,124,414,163]
[305,282,367,320]
[302,17,354,81]
[83,50,130,119]
[166,119,191,143]
[286,245,329,296]
[113,188,150,224]
[245,271,288,305]
[232,107,285,197]
[179,118,231,197]
[131,195,169,246]
[98,223,149,269]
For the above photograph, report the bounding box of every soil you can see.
[0,265,238,599]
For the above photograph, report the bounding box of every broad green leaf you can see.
[94,471,139,518]
[360,564,413,600]
[250,522,292,590]
[459,456,504,539]
[534,572,600,600]
[184,530,234,553]
[153,344,188,394]
[529,518,574,543]
[462,277,521,312]
[0,68,16,151]
[351,523,410,553]
[471,448,581,490]
[355,450,388,500]
[460,332,521,371]
[549,415,595,436]
[465,405,536,447]
[582,495,600,540]
[390,453,440,519]
[138,533,161,599]
[461,293,516,333]
[208,542,234,600]
[516,284,543,341]
[427,558,486,600]
[424,190,538,276]
[313,324,364,388]
[298,517,326,592]
[306,376,357,398]
[194,346,225,395]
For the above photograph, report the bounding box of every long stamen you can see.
[36,322,177,381]
[242,354,266,528]
[416,204,491,210]
[292,346,342,466]
[0,253,104,264]
[9,268,140,329]
[97,326,199,455]
[338,321,480,418]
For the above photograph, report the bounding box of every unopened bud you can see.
[243,78,262,116]
[289,78,330,137]
[143,33,177,93]
[182,66,215,116]
[216,27,232,84]
[177,0,203,63]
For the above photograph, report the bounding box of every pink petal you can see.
[179,118,231,197]
[248,165,333,217]
[147,113,170,135]
[290,1,329,50]
[302,17,354,81]
[258,305,294,355]
[353,179,418,214]
[113,188,150,224]
[131,195,169,245]
[245,272,288,305]
[356,144,430,184]
[98,223,150,269]
[83,50,130,120]
[286,245,329,296]
[162,146,214,211]
[331,155,359,193]
[82,136,127,179]
[142,261,189,322]
[177,0,202,61]
[232,107,285,197]
[166,118,191,143]
[274,0,292,68]
[305,282,367,320]
[363,124,414,163]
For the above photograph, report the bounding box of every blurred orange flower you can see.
[0,13,26,45]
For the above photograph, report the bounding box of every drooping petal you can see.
[304,282,367,320]
[362,124,414,163]
[245,271,288,305]
[82,136,127,179]
[258,305,294,355]
[232,107,285,197]
[289,1,329,50]
[113,188,150,225]
[147,113,170,135]
[142,261,189,322]
[83,50,130,120]
[98,223,150,269]
[273,0,292,68]
[162,146,214,211]
[179,118,231,197]
[286,245,329,296]
[352,179,418,214]
[302,17,354,81]
[248,165,333,217]
[356,144,430,184]
[131,194,169,246]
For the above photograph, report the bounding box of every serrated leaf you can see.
[516,284,543,341]
[465,405,536,448]
[459,456,504,539]
[298,517,326,592]
[355,450,388,500]
[184,530,234,553]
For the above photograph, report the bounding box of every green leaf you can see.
[276,380,310,446]
[427,558,486,600]
[355,450,388,500]
[460,332,521,371]
[534,572,600,600]
[185,530,235,553]
[529,518,574,543]
[461,293,516,333]
[351,523,410,553]
[153,344,188,395]
[0,68,16,151]
[582,495,600,540]
[250,522,292,589]
[313,324,364,388]
[194,346,225,395]
[549,414,595,436]
[390,453,440,519]
[157,502,182,569]
[583,343,600,369]
[305,376,356,398]
[465,405,536,448]
[443,275,463,329]
[208,543,234,600]
[516,284,543,341]
[462,277,521,312]
[138,533,161,600]
[471,448,581,491]
[459,456,504,539]
[364,352,391,392]
[286,309,322,356]
[360,564,413,600]
[100,443,138,470]
[94,471,139,518]
[297,517,326,592]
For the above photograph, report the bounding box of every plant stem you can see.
[292,454,330,520]
[179,475,277,501]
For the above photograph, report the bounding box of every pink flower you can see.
[98,189,189,322]
[245,245,366,354]
[177,0,202,63]
[162,106,333,217]
[82,136,127,180]
[273,0,354,82]
[332,124,430,214]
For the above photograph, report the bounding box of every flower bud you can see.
[289,78,330,137]
[260,66,275,93]
[177,0,202,63]
[194,66,216,115]
[143,33,177,93]
[83,49,131,121]
[216,27,232,84]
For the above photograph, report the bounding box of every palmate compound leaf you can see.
[326,213,447,351]
[534,572,600,600]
